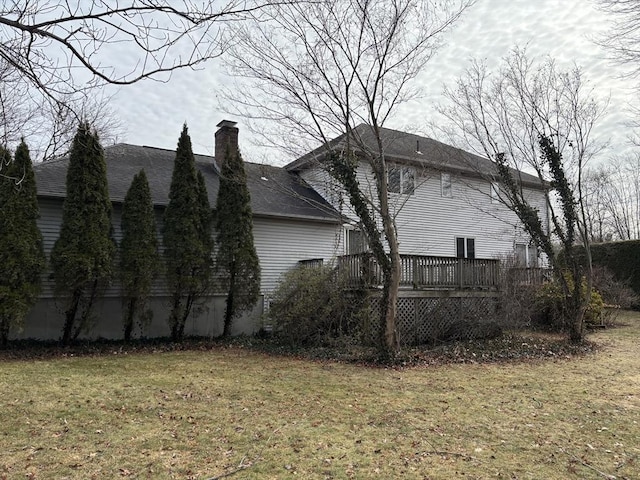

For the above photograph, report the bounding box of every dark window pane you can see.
[466,238,475,259]
[515,244,527,266]
[388,167,400,193]
[403,167,415,194]
[348,229,367,254]
[456,237,465,258]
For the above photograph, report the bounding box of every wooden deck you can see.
[329,254,550,291]
[336,253,500,290]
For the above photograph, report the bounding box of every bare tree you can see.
[221,0,473,356]
[1,78,124,163]
[0,64,123,162]
[584,155,640,240]
[0,1,277,161]
[439,48,607,343]
[595,0,640,78]
[582,165,614,242]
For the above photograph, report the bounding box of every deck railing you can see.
[337,253,502,289]
[505,267,552,286]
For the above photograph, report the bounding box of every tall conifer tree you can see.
[0,141,46,345]
[50,122,114,344]
[120,169,159,341]
[163,124,213,341]
[215,145,260,337]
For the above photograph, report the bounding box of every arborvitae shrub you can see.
[162,124,213,341]
[120,169,159,341]
[0,142,46,345]
[50,123,114,344]
[215,145,260,337]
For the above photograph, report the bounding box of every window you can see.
[346,228,368,254]
[456,237,475,259]
[388,165,415,194]
[515,243,538,267]
[441,172,452,197]
[491,182,500,203]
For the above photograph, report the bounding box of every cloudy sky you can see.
[106,0,636,166]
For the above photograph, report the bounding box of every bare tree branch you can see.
[595,0,640,79]
[0,0,278,102]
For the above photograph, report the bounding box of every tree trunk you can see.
[569,307,587,343]
[377,154,400,357]
[74,279,99,341]
[170,294,182,342]
[123,297,137,342]
[178,293,196,342]
[223,267,236,338]
[0,318,9,347]
[62,287,82,345]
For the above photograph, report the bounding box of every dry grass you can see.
[1,313,639,479]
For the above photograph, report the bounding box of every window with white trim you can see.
[388,165,415,194]
[456,237,475,259]
[515,243,538,267]
[346,228,368,254]
[441,172,452,197]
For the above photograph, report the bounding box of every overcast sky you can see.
[107,0,636,166]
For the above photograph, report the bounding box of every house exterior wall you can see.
[17,197,340,341]
[392,171,547,259]
[300,161,548,260]
[252,216,344,293]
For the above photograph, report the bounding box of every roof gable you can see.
[286,124,543,189]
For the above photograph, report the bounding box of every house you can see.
[286,124,548,268]
[286,124,549,344]
[19,122,547,341]
[20,122,343,340]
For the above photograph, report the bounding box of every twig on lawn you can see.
[564,449,617,480]
[574,457,617,480]
[204,462,250,480]
[422,450,476,460]
[204,428,280,480]
[421,438,475,461]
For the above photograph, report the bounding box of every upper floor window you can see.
[441,172,452,197]
[388,165,415,195]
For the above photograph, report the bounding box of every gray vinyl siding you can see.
[37,197,167,299]
[38,195,344,299]
[252,217,343,293]
[300,162,548,260]
[37,197,64,298]
[391,173,547,259]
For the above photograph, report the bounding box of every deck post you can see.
[458,259,464,289]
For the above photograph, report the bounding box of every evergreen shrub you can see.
[267,265,369,347]
[0,142,46,345]
[533,274,604,330]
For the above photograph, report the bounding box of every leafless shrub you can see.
[591,265,638,325]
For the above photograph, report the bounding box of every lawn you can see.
[1,313,639,479]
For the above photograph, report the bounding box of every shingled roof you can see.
[286,124,544,189]
[34,143,341,223]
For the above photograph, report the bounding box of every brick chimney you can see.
[214,120,239,170]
